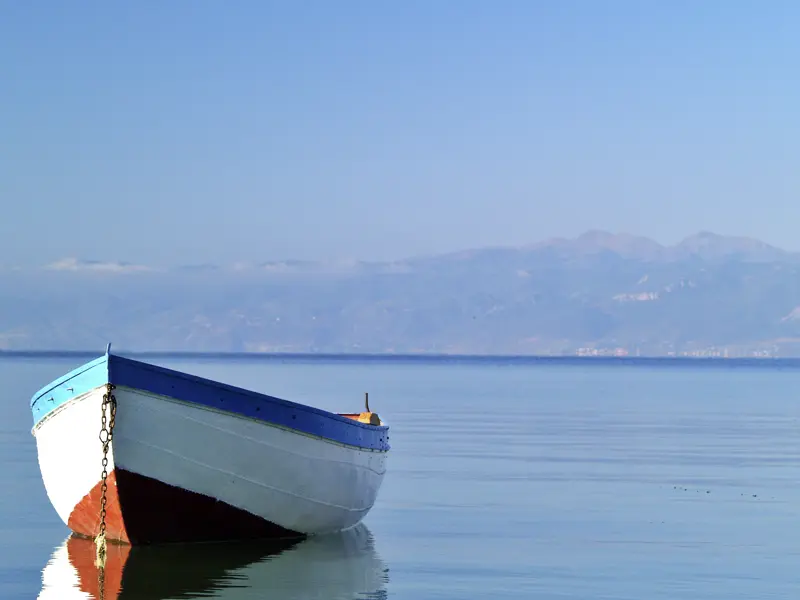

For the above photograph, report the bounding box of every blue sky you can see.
[2,1,798,266]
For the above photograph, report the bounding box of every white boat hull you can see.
[30,353,390,544]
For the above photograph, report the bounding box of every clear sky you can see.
[2,1,799,266]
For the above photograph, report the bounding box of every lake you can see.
[3,354,800,598]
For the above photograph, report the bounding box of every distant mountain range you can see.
[3,231,800,357]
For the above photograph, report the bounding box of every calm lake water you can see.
[3,355,800,598]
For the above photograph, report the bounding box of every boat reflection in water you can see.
[38,523,389,599]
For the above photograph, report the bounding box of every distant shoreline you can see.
[1,350,799,369]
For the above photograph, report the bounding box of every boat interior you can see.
[340,412,383,426]
[339,392,383,426]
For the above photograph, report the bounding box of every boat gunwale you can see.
[111,354,389,433]
[32,385,390,456]
[29,355,108,409]
[30,354,390,451]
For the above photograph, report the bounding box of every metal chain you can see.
[95,383,117,574]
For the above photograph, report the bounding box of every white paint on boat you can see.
[33,387,111,527]
[32,380,388,538]
[112,386,388,534]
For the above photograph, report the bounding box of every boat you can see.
[38,522,388,599]
[30,346,390,550]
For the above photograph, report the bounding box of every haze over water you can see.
[3,355,800,598]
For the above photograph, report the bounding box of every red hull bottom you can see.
[67,468,304,545]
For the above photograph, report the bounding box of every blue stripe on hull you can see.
[30,354,390,452]
[30,356,110,426]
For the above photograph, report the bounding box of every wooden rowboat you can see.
[30,347,390,547]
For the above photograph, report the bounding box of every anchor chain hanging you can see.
[95,383,117,571]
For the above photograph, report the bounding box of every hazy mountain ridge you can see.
[4,231,800,356]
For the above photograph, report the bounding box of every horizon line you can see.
[0,349,796,368]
